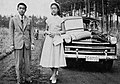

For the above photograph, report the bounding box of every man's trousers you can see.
[14,44,31,82]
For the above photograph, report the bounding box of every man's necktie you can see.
[21,16,23,28]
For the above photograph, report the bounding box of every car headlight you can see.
[110,36,117,44]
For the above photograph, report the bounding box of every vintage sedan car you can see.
[62,16,117,70]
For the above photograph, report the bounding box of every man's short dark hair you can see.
[17,2,27,9]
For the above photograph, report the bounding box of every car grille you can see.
[64,40,116,55]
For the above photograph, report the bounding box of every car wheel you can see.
[102,60,113,71]
[65,58,77,68]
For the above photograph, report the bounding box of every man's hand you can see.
[31,44,35,50]
[10,46,14,51]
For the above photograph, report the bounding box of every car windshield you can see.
[64,18,84,31]
[64,17,102,33]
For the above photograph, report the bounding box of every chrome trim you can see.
[64,54,117,60]
[72,41,110,44]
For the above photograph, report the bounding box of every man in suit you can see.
[9,2,34,84]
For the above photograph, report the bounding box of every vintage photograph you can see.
[0,0,120,84]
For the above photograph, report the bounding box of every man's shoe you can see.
[21,77,25,84]
[26,77,32,83]
[16,82,20,84]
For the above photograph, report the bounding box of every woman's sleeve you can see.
[45,19,49,31]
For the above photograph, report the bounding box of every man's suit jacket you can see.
[9,15,34,49]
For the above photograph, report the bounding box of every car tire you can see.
[65,58,78,68]
[102,60,113,71]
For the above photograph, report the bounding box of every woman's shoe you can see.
[50,76,53,80]
[51,78,57,84]
[51,77,57,84]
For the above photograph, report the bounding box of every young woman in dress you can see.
[40,2,66,83]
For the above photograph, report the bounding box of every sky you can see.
[0,0,55,17]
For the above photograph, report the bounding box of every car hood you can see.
[62,30,109,43]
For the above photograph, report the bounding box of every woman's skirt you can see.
[40,35,66,68]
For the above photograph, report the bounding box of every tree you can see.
[55,0,85,16]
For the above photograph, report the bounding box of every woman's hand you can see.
[49,32,55,38]
[44,31,51,35]
[44,31,55,38]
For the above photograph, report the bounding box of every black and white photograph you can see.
[0,0,120,84]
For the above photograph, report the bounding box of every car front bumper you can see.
[65,54,117,62]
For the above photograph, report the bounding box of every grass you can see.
[0,28,11,53]
[0,28,46,83]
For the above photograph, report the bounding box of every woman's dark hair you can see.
[50,3,61,17]
[17,2,27,10]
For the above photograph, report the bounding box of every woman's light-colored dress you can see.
[40,15,66,68]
